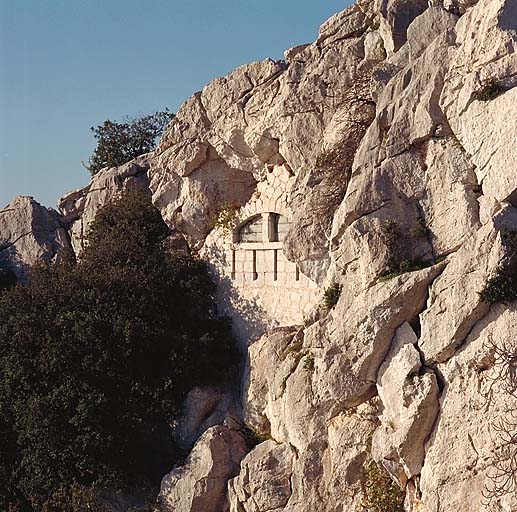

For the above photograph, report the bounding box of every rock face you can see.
[159,426,247,512]
[150,0,517,510]
[4,0,517,510]
[0,157,153,276]
[0,196,71,277]
[172,387,241,452]
[58,154,151,253]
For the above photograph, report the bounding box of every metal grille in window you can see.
[239,216,263,242]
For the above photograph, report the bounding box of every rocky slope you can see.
[149,0,517,510]
[2,0,517,510]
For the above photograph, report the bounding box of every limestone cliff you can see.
[1,0,517,510]
[0,195,71,276]
[149,0,517,510]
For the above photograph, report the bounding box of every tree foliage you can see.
[0,267,17,292]
[0,190,239,511]
[86,110,174,175]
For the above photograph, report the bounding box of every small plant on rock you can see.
[315,145,354,216]
[240,425,270,449]
[210,201,239,235]
[479,228,517,304]
[378,259,429,282]
[378,219,432,281]
[323,282,342,309]
[361,460,405,512]
[411,216,429,239]
[303,354,315,372]
[474,81,507,102]
[479,267,517,304]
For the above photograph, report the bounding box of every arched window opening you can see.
[238,215,263,243]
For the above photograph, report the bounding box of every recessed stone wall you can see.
[202,164,320,343]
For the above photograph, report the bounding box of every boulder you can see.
[228,441,296,512]
[0,195,71,277]
[372,322,439,486]
[159,426,247,512]
[172,387,240,452]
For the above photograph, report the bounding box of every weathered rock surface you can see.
[0,195,71,276]
[5,0,517,509]
[440,0,517,204]
[228,441,296,512]
[420,305,517,511]
[58,154,151,253]
[159,426,247,512]
[150,0,517,509]
[372,322,439,486]
[172,387,240,451]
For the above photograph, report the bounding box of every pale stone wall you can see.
[202,164,320,343]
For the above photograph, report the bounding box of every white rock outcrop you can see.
[58,154,152,253]
[159,426,247,512]
[148,0,517,509]
[372,322,439,487]
[0,195,71,276]
[6,0,517,510]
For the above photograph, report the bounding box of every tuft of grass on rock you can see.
[323,282,342,309]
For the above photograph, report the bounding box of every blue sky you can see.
[0,0,350,208]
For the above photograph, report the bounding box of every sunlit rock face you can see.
[5,0,517,510]
[150,0,517,509]
[58,153,152,253]
[0,156,154,273]
[0,195,71,277]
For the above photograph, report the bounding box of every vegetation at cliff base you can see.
[85,110,174,175]
[0,191,239,511]
[0,266,17,292]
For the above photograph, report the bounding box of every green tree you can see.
[85,110,174,175]
[0,267,17,292]
[0,190,239,511]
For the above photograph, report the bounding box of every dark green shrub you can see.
[85,110,174,175]
[240,425,270,449]
[378,259,430,282]
[479,268,517,304]
[303,354,315,372]
[378,219,432,281]
[380,220,403,272]
[210,201,239,234]
[0,267,17,292]
[411,216,428,238]
[323,282,342,309]
[0,191,239,510]
[41,484,105,512]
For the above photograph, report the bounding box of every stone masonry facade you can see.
[202,164,320,343]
